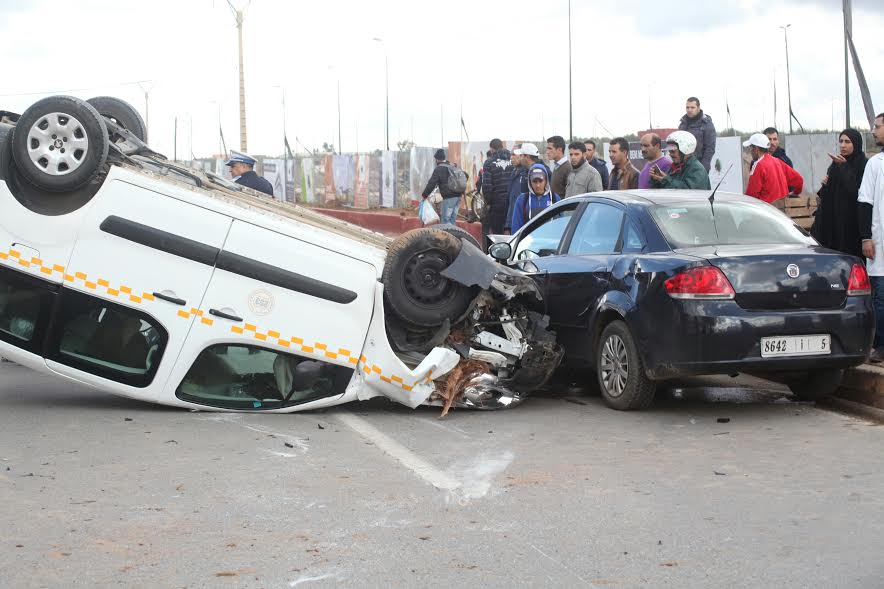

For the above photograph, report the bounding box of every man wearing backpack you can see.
[481,138,514,238]
[511,164,561,233]
[421,148,468,224]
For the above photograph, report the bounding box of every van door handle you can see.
[153,291,187,306]
[209,308,243,322]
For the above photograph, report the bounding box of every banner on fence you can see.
[354,154,370,209]
[300,157,314,203]
[381,151,396,207]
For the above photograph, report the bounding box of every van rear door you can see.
[42,179,232,403]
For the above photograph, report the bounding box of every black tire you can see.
[787,369,844,402]
[87,96,147,142]
[596,320,656,410]
[11,96,109,192]
[435,223,481,250]
[382,228,477,328]
[0,122,12,181]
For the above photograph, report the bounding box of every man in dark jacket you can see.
[504,145,528,233]
[481,138,514,237]
[421,148,464,224]
[226,151,274,196]
[764,127,794,167]
[677,97,716,172]
[584,140,610,189]
[546,135,570,196]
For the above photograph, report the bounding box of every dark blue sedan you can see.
[487,190,874,410]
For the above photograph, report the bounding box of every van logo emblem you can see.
[786,264,800,278]
[248,289,274,315]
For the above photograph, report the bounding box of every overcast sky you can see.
[2,0,881,158]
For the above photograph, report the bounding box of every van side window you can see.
[0,265,55,353]
[50,290,167,387]
[176,345,352,410]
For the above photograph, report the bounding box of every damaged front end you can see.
[381,231,563,415]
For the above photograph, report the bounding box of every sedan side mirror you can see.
[488,242,512,261]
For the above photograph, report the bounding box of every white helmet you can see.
[665,130,697,156]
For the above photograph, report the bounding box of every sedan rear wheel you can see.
[787,369,844,402]
[596,320,656,410]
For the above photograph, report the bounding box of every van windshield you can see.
[649,201,815,248]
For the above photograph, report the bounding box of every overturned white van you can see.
[0,96,561,413]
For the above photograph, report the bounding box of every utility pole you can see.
[274,85,288,200]
[843,0,852,128]
[137,81,153,141]
[337,78,342,153]
[228,1,249,151]
[780,24,793,134]
[372,38,389,151]
[567,0,573,141]
[173,116,178,163]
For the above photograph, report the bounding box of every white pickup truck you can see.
[0,96,561,413]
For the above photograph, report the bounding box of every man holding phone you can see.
[638,133,672,189]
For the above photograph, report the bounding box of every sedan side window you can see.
[567,203,625,255]
[622,220,646,253]
[513,206,577,260]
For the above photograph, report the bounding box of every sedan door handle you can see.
[209,308,243,322]
[153,291,186,306]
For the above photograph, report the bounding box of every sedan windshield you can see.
[650,201,816,248]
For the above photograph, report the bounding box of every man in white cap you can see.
[742,133,788,203]
[505,143,550,233]
[226,150,274,196]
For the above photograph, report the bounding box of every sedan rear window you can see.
[650,201,815,248]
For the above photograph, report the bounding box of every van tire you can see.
[383,228,477,328]
[87,96,147,142]
[11,96,109,192]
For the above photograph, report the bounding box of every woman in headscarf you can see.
[811,128,868,258]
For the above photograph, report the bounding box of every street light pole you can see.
[274,85,288,201]
[227,1,248,151]
[843,0,852,128]
[567,0,573,141]
[780,24,793,134]
[372,38,389,151]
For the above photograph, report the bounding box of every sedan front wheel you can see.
[596,320,656,410]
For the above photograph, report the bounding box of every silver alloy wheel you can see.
[26,112,89,176]
[600,334,629,397]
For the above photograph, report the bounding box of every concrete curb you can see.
[831,363,884,421]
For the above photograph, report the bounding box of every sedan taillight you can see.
[847,263,871,296]
[665,267,736,299]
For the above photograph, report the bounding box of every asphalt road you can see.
[1,362,883,588]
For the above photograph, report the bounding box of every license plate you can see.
[760,335,831,358]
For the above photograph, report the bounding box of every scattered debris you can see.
[565,398,588,406]
[660,562,679,567]
[317,424,325,430]
[124,418,133,422]
[713,432,730,436]
[437,359,490,417]
[165,440,178,444]
[717,417,730,423]
[714,471,727,476]
[175,484,184,492]
[418,536,430,541]
[284,442,294,448]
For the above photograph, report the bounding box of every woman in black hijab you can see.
[811,128,868,257]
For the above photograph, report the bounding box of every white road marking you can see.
[336,413,462,492]
[290,573,336,586]
[195,414,310,453]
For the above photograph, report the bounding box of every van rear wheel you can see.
[11,95,109,192]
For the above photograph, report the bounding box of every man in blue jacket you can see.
[511,164,560,233]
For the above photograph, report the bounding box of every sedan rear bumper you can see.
[636,297,874,380]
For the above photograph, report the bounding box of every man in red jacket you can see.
[743,133,789,203]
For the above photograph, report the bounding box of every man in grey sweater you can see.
[565,141,603,197]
